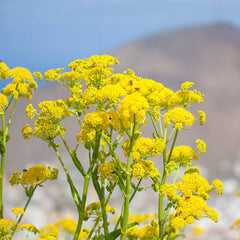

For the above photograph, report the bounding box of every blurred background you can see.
[1,0,240,239]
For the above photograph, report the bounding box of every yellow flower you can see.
[83,202,115,221]
[38,100,72,119]
[211,179,223,195]
[198,110,206,125]
[12,207,24,216]
[2,67,38,100]
[0,93,8,113]
[40,224,59,238]
[171,216,185,230]
[131,160,160,180]
[80,85,97,108]
[165,161,178,176]
[58,71,82,85]
[181,81,195,90]
[176,172,212,198]
[98,161,118,182]
[33,72,43,81]
[96,84,126,105]
[167,146,198,167]
[195,139,206,154]
[159,183,176,199]
[126,137,165,161]
[20,165,58,186]
[9,172,21,186]
[81,111,110,131]
[147,87,180,108]
[22,124,33,140]
[136,222,159,240]
[193,226,204,234]
[0,219,17,238]
[164,107,194,130]
[176,82,204,107]
[0,62,10,79]
[44,68,63,82]
[56,218,77,234]
[26,104,37,119]
[20,223,39,234]
[118,92,149,129]
[128,213,155,223]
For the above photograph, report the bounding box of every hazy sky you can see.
[1,0,240,88]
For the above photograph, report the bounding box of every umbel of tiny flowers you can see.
[22,55,223,240]
[7,165,58,239]
[0,62,38,219]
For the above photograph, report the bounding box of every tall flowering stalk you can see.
[21,55,223,240]
[0,62,38,219]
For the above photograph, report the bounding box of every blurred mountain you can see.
[112,22,240,179]
[5,23,240,180]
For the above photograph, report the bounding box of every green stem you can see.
[100,181,109,236]
[59,131,86,177]
[10,185,38,239]
[149,111,160,138]
[158,129,179,239]
[0,99,17,219]
[120,116,136,240]
[50,142,82,240]
[75,174,90,240]
[0,114,6,219]
[6,98,18,135]
[167,130,179,163]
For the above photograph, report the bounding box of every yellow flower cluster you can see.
[2,67,38,100]
[167,146,199,167]
[20,223,39,234]
[164,107,195,130]
[9,165,58,186]
[39,224,59,239]
[55,218,77,234]
[0,94,8,114]
[176,82,204,107]
[130,160,160,180]
[37,219,88,240]
[128,213,156,223]
[12,207,24,216]
[0,62,10,79]
[44,68,63,82]
[122,137,165,161]
[118,92,149,128]
[83,201,116,221]
[126,220,159,240]
[98,161,118,182]
[198,110,206,125]
[0,219,17,239]
[24,100,72,140]
[159,168,223,232]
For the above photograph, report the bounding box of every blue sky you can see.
[1,0,240,88]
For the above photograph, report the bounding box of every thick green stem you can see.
[75,174,90,240]
[100,182,109,236]
[0,114,6,219]
[0,99,17,219]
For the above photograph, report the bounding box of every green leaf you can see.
[117,177,126,195]
[92,166,102,200]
